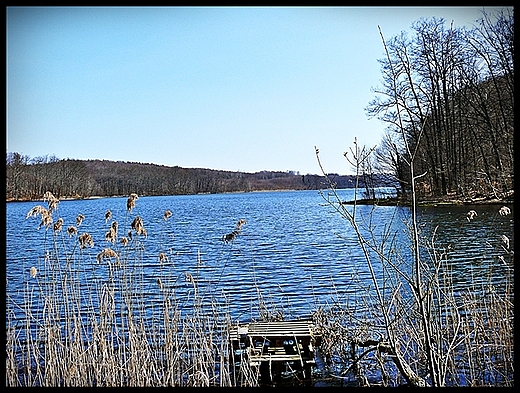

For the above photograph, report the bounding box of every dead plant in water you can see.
[313,139,514,387]
[222,219,247,243]
[7,191,243,387]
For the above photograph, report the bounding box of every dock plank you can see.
[230,320,315,338]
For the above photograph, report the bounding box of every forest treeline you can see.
[6,9,513,203]
[366,9,513,202]
[5,155,394,201]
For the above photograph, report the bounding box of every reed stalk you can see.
[313,141,514,387]
[6,192,249,387]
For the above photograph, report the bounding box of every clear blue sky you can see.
[6,6,506,175]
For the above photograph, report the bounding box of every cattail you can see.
[96,248,119,263]
[499,206,511,216]
[78,233,94,249]
[163,210,172,220]
[105,210,112,222]
[127,193,139,212]
[236,219,247,230]
[53,218,63,232]
[76,214,85,226]
[131,216,147,237]
[159,252,168,263]
[120,236,129,247]
[43,191,59,213]
[30,266,37,278]
[157,278,163,289]
[67,226,78,237]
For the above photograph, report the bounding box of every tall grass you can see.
[6,192,246,387]
[6,180,513,387]
[312,141,514,387]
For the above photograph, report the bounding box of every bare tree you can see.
[367,9,513,201]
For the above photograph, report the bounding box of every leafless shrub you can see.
[313,141,514,387]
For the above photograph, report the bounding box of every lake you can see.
[6,188,514,324]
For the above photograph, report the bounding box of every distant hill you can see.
[5,155,397,201]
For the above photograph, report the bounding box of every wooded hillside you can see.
[5,155,395,201]
[368,9,513,202]
[6,9,513,204]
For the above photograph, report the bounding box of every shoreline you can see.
[340,194,514,207]
[7,189,514,206]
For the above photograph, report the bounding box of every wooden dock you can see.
[229,319,321,385]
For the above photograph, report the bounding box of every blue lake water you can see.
[6,189,514,324]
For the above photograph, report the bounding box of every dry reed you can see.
[7,192,257,387]
[7,187,513,387]
[313,144,514,387]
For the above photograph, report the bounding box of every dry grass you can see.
[312,143,514,387]
[310,250,513,387]
[6,193,241,387]
[6,189,513,387]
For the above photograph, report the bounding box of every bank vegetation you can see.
[6,8,514,387]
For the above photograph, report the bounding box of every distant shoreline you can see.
[341,194,514,207]
[6,188,513,206]
[5,189,307,203]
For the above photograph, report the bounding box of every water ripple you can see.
[6,190,513,323]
